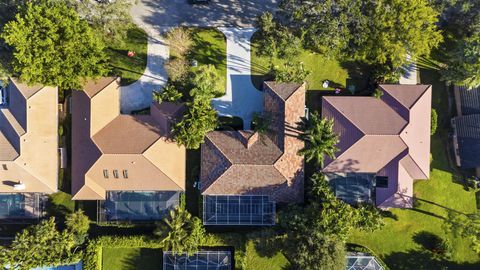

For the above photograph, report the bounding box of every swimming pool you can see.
[31,261,82,270]
[104,191,180,221]
[0,193,26,218]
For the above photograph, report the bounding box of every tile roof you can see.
[82,77,119,98]
[322,84,432,207]
[71,79,186,200]
[0,78,58,193]
[200,82,306,203]
[264,81,303,100]
[453,114,480,168]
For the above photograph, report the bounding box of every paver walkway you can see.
[212,28,263,129]
[120,25,169,113]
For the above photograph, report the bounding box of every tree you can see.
[350,0,442,68]
[189,65,224,99]
[272,61,310,83]
[285,232,346,270]
[1,1,109,89]
[172,98,218,149]
[279,0,442,69]
[298,112,339,168]
[444,211,480,254]
[66,0,135,42]
[154,205,206,255]
[278,0,352,57]
[153,83,183,103]
[252,112,271,134]
[440,34,480,88]
[65,209,90,245]
[0,217,78,270]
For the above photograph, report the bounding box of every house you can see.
[322,84,432,208]
[452,85,480,175]
[200,82,305,225]
[0,78,58,219]
[71,77,186,221]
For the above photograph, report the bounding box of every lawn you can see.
[107,26,148,86]
[349,69,480,269]
[250,32,369,92]
[190,28,227,83]
[102,247,162,270]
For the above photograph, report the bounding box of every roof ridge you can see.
[323,97,367,136]
[380,84,431,110]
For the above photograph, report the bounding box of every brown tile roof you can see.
[264,81,303,100]
[9,78,44,98]
[0,78,58,193]
[82,77,119,98]
[92,115,163,154]
[200,82,306,203]
[322,84,432,207]
[205,131,282,165]
[71,79,186,200]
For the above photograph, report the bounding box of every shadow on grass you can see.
[119,247,163,270]
[384,249,479,270]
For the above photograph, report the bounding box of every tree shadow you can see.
[384,249,480,270]
[412,231,442,251]
[120,247,163,270]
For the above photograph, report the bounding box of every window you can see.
[113,170,119,179]
[376,176,388,188]
[103,170,109,178]
[122,170,128,179]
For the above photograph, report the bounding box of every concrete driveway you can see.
[131,0,279,28]
[212,28,263,129]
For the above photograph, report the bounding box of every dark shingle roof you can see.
[457,86,480,115]
[264,81,303,101]
[454,114,480,168]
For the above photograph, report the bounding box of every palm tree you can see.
[298,112,339,168]
[155,206,192,254]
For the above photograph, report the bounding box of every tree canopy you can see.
[298,112,339,168]
[1,1,109,89]
[0,217,81,270]
[278,0,442,69]
[154,204,206,255]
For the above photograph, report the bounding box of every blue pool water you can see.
[31,262,82,270]
[0,193,25,218]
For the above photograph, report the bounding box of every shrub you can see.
[431,109,438,135]
[189,64,224,99]
[164,58,189,82]
[272,62,310,83]
[153,83,183,103]
[165,27,193,57]
[373,88,384,99]
[66,210,90,245]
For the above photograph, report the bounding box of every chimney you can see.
[239,131,259,149]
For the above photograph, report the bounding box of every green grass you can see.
[349,69,480,269]
[102,247,162,270]
[242,240,290,270]
[190,28,227,82]
[47,191,75,217]
[250,32,369,91]
[107,26,148,86]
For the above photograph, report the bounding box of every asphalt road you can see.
[131,0,279,29]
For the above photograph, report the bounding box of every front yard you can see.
[250,32,369,92]
[349,69,480,269]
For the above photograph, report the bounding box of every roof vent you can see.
[113,170,119,179]
[123,170,128,179]
[13,182,26,190]
[103,170,109,179]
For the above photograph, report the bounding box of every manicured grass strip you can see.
[107,26,148,86]
[190,27,227,93]
[349,69,480,269]
[102,247,162,270]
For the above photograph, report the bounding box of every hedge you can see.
[83,235,162,270]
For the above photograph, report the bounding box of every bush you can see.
[272,62,310,83]
[431,109,438,135]
[165,27,193,57]
[372,88,384,99]
[164,58,189,82]
[66,210,90,245]
[153,83,183,103]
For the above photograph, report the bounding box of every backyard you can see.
[102,247,162,270]
[250,32,369,92]
[349,69,480,269]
